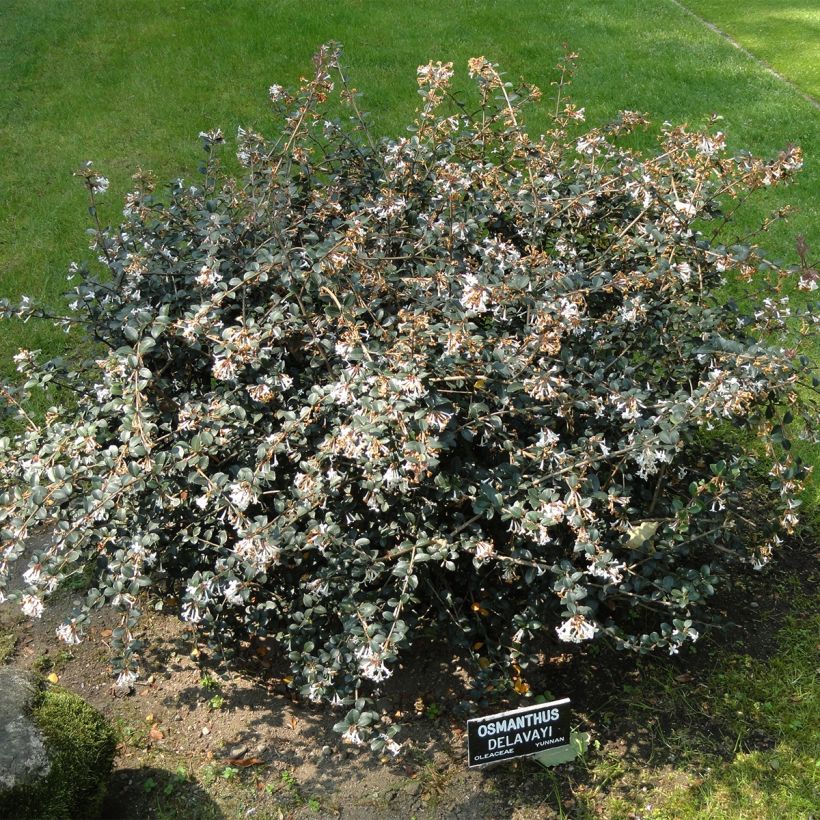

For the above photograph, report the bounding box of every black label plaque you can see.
[467,697,571,768]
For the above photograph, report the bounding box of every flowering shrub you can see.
[1,45,817,748]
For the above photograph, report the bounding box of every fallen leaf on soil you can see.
[289,716,299,730]
[100,629,113,638]
[223,757,264,767]
[47,673,59,684]
[149,726,164,741]
[145,713,155,723]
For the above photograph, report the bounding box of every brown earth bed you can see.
[1,527,817,819]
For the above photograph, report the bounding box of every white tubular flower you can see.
[21,594,44,619]
[588,555,626,585]
[380,734,403,756]
[56,622,83,645]
[616,395,645,421]
[798,271,818,292]
[198,128,224,144]
[541,500,566,524]
[556,614,598,643]
[223,579,244,606]
[213,355,238,382]
[246,383,274,403]
[382,466,402,486]
[673,200,697,217]
[474,541,495,563]
[228,481,255,511]
[294,471,319,497]
[115,670,137,693]
[234,537,280,571]
[357,646,392,683]
[90,174,110,195]
[416,61,454,87]
[342,725,364,746]
[196,265,219,287]
[181,601,203,623]
[697,132,724,155]
[537,429,560,450]
[394,374,426,400]
[22,564,43,585]
[460,274,490,313]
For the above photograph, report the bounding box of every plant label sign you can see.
[467,697,571,768]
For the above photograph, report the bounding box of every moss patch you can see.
[0,686,118,819]
[0,630,15,664]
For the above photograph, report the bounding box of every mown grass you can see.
[684,0,820,99]
[648,607,819,818]
[542,575,819,819]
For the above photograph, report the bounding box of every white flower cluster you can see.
[234,536,280,571]
[556,615,598,643]
[356,645,392,683]
[460,273,490,314]
[56,621,82,645]
[21,594,44,619]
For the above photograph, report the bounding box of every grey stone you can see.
[0,669,51,792]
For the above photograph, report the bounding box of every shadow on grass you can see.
[669,741,819,818]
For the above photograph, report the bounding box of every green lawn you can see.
[684,0,820,99]
[592,602,820,819]
[659,612,819,818]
